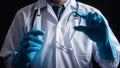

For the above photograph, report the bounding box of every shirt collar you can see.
[47,0,70,8]
[35,0,77,12]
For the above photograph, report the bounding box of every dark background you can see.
[0,0,119,68]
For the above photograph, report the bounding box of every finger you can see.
[25,29,45,36]
[20,41,41,54]
[92,12,106,28]
[20,47,40,54]
[21,40,42,49]
[75,11,86,18]
[85,12,102,27]
[21,35,44,44]
[93,12,102,22]
[85,12,94,26]
[92,12,100,27]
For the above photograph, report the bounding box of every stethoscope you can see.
[30,0,86,53]
[56,1,86,52]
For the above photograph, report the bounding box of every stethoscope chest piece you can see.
[56,41,74,53]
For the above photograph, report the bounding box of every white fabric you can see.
[0,0,120,68]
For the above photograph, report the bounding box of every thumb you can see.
[74,26,96,32]
[74,26,88,32]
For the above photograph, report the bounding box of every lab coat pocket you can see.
[76,55,92,67]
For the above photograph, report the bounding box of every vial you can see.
[73,14,80,26]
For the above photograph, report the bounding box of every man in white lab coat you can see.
[0,0,120,68]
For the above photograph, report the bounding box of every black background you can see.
[0,0,119,68]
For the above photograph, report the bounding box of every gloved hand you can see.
[11,29,45,68]
[74,12,116,60]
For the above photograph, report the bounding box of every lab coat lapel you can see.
[47,4,58,22]
[59,0,76,23]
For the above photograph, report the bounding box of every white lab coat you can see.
[0,0,120,68]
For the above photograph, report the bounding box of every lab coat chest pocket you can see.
[71,31,93,64]
[60,19,93,65]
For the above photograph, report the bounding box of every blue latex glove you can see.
[11,29,45,68]
[74,12,116,60]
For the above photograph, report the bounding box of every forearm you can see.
[94,52,118,68]
[93,41,120,68]
[97,39,116,60]
[96,51,120,68]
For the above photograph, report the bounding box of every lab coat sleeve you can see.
[0,9,25,68]
[92,12,120,68]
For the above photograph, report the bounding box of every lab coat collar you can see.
[34,0,84,20]
[69,0,85,14]
[46,0,77,22]
[35,0,77,9]
[35,0,47,9]
[69,0,83,11]
[70,0,76,9]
